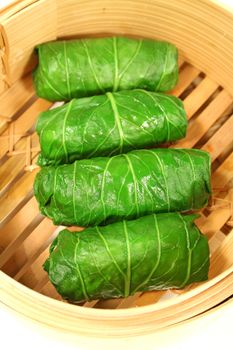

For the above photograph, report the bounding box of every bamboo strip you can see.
[13,226,65,289]
[0,197,39,249]
[0,74,35,133]
[0,1,38,20]
[0,169,38,227]
[25,135,31,167]
[212,152,233,190]
[0,21,10,95]
[210,229,233,278]
[0,98,51,159]
[183,77,218,119]
[39,280,63,301]
[0,217,55,276]
[9,122,14,152]
[170,64,200,97]
[209,230,226,255]
[198,191,233,239]
[0,215,43,274]
[0,97,51,189]
[18,247,49,289]
[13,220,57,280]
[115,294,142,309]
[178,56,184,68]
[33,274,50,293]
[132,291,166,308]
[202,114,233,161]
[83,300,99,308]
[94,298,125,310]
[0,132,38,194]
[174,90,233,149]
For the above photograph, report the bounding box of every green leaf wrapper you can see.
[44,213,210,302]
[36,90,187,166]
[33,37,178,101]
[34,148,211,227]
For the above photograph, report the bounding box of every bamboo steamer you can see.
[0,0,233,338]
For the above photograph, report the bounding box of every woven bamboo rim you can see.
[0,0,233,337]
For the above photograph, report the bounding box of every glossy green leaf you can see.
[34,148,211,227]
[36,89,187,166]
[33,37,178,101]
[44,213,210,302]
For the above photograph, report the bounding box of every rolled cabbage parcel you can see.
[34,148,211,227]
[33,37,178,101]
[36,90,187,166]
[44,213,210,302]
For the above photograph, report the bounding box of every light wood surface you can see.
[0,0,233,337]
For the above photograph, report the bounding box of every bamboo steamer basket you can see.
[0,0,233,338]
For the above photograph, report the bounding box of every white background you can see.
[1,299,233,350]
[0,0,233,349]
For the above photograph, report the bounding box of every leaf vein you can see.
[63,41,71,99]
[81,40,104,92]
[145,150,170,211]
[132,214,161,293]
[123,154,140,216]
[96,227,126,278]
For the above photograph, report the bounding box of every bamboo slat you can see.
[0,98,51,159]
[210,229,233,278]
[0,197,39,249]
[0,21,10,94]
[0,169,38,226]
[12,219,57,280]
[208,230,226,255]
[202,115,233,161]
[0,134,39,194]
[39,280,63,301]
[183,77,218,119]
[212,153,233,189]
[170,64,200,97]
[175,90,233,149]
[0,214,43,274]
[18,247,50,289]
[0,74,35,133]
